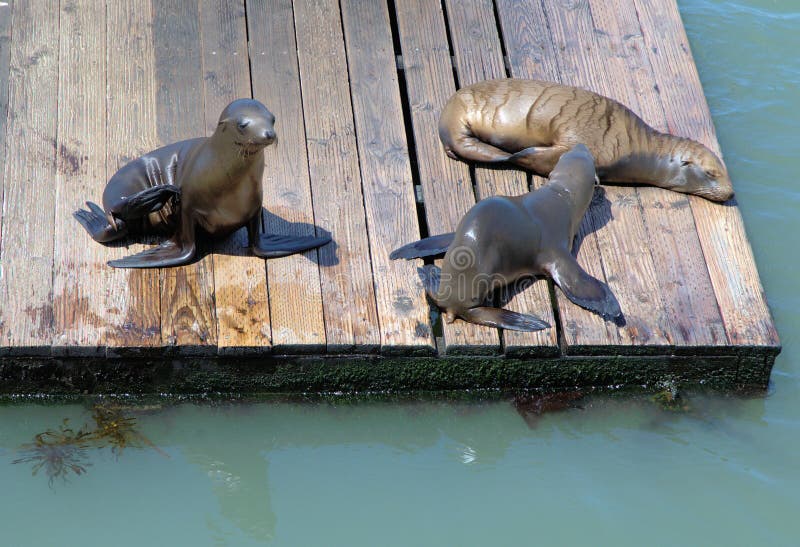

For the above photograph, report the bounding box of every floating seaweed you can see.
[89,404,169,459]
[12,403,167,486]
[12,419,94,487]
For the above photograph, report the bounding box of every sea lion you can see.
[399,144,622,331]
[74,98,330,268]
[439,78,733,202]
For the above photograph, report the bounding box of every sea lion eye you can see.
[681,160,692,167]
[705,170,717,178]
[237,120,251,131]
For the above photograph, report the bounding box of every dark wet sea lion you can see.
[439,78,733,202]
[74,98,330,268]
[402,144,622,331]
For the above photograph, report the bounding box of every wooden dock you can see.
[0,0,780,393]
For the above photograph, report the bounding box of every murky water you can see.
[1,1,798,544]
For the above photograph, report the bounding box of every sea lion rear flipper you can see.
[252,233,331,258]
[119,184,181,217]
[417,264,442,297]
[390,233,455,260]
[507,146,567,174]
[544,249,623,322]
[73,202,128,243]
[461,307,550,332]
[107,240,196,269]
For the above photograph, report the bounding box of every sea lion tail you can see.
[461,307,551,332]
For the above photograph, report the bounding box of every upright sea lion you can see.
[439,78,733,202]
[74,98,330,268]
[404,144,622,331]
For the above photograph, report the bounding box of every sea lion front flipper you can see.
[114,184,180,218]
[544,249,623,322]
[390,233,456,260]
[444,136,514,164]
[460,307,550,332]
[507,146,567,174]
[107,239,197,269]
[251,233,331,258]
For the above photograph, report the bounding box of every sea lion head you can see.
[215,98,277,158]
[674,142,733,202]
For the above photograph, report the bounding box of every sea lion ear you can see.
[681,159,693,167]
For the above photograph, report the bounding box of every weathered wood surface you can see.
[0,0,11,246]
[200,0,272,354]
[248,0,327,353]
[589,0,728,351]
[395,0,501,355]
[51,0,108,356]
[0,0,779,368]
[340,0,435,354]
[444,0,558,356]
[634,0,779,349]
[293,0,380,353]
[0,1,60,355]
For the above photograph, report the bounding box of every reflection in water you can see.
[12,419,94,487]
[513,391,585,428]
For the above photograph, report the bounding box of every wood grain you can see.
[634,0,779,348]
[247,0,327,353]
[293,0,380,353]
[199,0,272,355]
[340,0,435,354]
[443,0,558,356]
[103,0,162,355]
[0,1,59,355]
[588,0,727,349]
[51,0,108,356]
[394,0,500,354]
[152,0,217,355]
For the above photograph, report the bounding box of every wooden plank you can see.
[103,0,162,355]
[0,1,59,355]
[443,0,558,356]
[0,0,11,249]
[394,0,500,354]
[51,0,107,356]
[588,0,727,349]
[198,0,272,354]
[247,0,327,353]
[152,0,217,354]
[634,0,779,348]
[292,0,380,352]
[340,0,435,354]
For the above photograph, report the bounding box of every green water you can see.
[2,1,799,544]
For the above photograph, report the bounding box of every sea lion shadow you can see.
[572,186,613,257]
[208,208,338,267]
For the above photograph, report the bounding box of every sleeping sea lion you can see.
[439,78,733,202]
[401,144,622,331]
[74,98,330,268]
